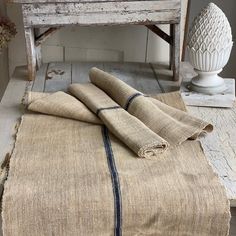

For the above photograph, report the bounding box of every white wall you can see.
[188,0,236,78]
[0,0,9,99]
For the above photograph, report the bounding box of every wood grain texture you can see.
[188,104,236,206]
[172,23,180,81]
[21,1,181,27]
[14,0,181,81]
[22,1,181,27]
[22,1,180,14]
[35,45,42,70]
[8,0,181,3]
[24,28,36,81]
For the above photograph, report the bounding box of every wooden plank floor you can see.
[0,61,236,235]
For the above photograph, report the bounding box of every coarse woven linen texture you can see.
[24,89,168,159]
[89,67,213,146]
[69,83,168,159]
[24,91,101,124]
[2,92,230,236]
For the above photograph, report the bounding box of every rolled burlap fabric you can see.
[89,67,213,146]
[69,83,169,159]
[24,91,102,124]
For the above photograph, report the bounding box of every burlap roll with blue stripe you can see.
[89,67,213,146]
[69,83,168,159]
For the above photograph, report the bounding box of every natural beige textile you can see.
[22,91,50,105]
[90,67,213,146]
[69,83,168,158]
[2,92,230,236]
[24,91,101,124]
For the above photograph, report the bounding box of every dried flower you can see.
[0,17,17,49]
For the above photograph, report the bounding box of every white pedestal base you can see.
[181,79,235,108]
[190,69,227,95]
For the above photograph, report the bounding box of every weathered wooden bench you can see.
[7,0,181,81]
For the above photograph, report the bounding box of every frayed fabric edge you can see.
[1,117,23,234]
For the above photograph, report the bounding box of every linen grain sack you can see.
[23,91,101,124]
[69,83,168,159]
[89,67,213,146]
[2,91,230,236]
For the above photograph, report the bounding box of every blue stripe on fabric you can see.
[124,93,143,111]
[96,106,121,116]
[102,126,122,236]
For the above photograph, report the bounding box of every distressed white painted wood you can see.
[7,0,181,2]
[35,45,42,70]
[21,1,180,27]
[23,12,180,28]
[188,104,236,206]
[9,0,181,81]
[24,28,36,81]
[6,0,179,4]
[22,1,180,15]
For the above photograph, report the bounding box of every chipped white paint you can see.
[187,104,236,206]
[8,0,181,81]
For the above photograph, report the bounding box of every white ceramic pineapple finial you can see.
[187,3,233,94]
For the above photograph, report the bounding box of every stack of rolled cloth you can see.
[24,68,213,159]
[88,67,213,145]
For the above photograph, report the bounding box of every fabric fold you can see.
[2,90,230,236]
[69,83,169,159]
[89,67,213,146]
[24,91,102,124]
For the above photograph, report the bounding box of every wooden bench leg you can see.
[171,23,180,81]
[24,28,37,81]
[169,24,174,71]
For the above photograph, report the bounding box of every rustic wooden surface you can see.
[7,0,181,3]
[24,28,37,81]
[21,1,180,27]
[0,61,235,234]
[9,0,181,81]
